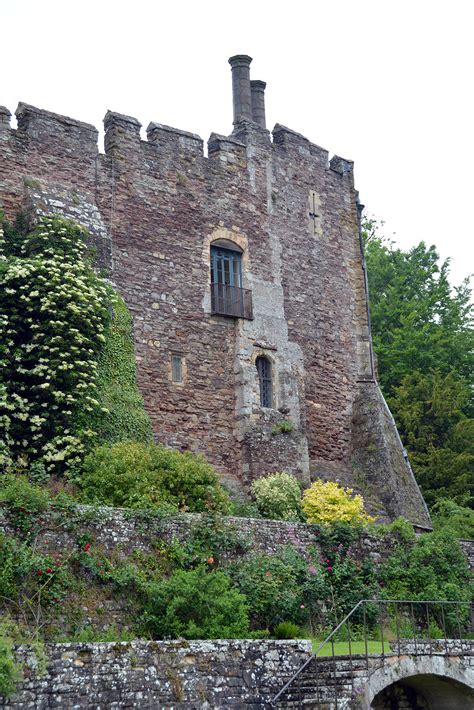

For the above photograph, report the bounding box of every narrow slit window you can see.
[256,356,273,408]
[171,354,183,383]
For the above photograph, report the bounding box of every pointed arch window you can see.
[256,356,273,408]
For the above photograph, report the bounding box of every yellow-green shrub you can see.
[301,480,376,525]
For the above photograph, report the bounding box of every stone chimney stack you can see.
[228,55,253,124]
[250,80,266,128]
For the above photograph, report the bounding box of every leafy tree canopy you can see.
[363,219,473,507]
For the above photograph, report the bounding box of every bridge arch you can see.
[365,656,474,709]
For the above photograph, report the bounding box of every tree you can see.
[363,219,473,506]
[390,371,473,505]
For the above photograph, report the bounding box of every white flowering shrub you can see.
[251,472,302,521]
[0,215,110,473]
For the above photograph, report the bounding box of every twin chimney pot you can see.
[228,55,266,129]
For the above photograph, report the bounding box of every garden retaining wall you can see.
[0,639,312,709]
[1,505,472,567]
[0,505,401,562]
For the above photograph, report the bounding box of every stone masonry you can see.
[3,640,473,709]
[0,56,431,526]
[0,639,312,709]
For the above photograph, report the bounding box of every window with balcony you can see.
[210,243,252,319]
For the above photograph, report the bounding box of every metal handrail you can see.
[271,598,472,706]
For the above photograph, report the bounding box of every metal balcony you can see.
[210,283,253,319]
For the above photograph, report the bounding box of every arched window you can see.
[256,356,273,408]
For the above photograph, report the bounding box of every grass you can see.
[312,639,384,656]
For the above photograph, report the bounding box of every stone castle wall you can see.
[0,88,430,525]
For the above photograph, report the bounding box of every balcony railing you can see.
[211,283,253,319]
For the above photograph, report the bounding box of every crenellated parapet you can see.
[0,100,354,195]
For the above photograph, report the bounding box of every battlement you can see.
[0,99,354,176]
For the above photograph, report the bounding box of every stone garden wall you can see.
[0,639,311,709]
[0,504,398,563]
[1,505,472,569]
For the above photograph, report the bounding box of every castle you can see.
[0,55,430,527]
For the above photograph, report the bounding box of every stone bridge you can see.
[275,640,474,709]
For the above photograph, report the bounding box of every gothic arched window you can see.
[256,356,273,408]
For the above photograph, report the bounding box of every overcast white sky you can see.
[2,0,472,284]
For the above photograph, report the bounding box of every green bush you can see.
[273,621,302,639]
[0,531,74,616]
[229,547,327,630]
[0,629,21,698]
[0,475,50,534]
[0,534,22,600]
[0,474,50,513]
[431,499,474,539]
[186,515,251,564]
[377,516,416,543]
[142,567,250,639]
[380,528,472,632]
[381,528,471,601]
[79,441,231,513]
[251,472,302,521]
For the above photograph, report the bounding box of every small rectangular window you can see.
[171,354,183,383]
[256,356,273,408]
